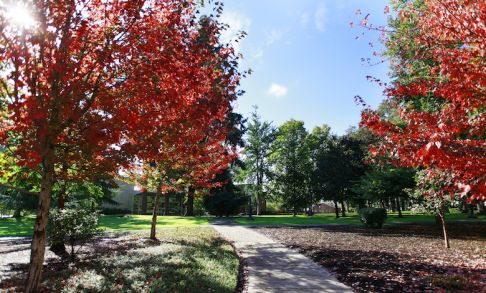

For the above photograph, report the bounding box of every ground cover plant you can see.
[0,215,209,237]
[258,222,486,292]
[0,227,240,293]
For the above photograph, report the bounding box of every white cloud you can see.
[220,11,251,54]
[300,12,310,27]
[314,3,327,32]
[252,48,264,59]
[267,83,288,98]
[265,29,283,46]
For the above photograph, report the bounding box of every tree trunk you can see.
[390,197,396,212]
[185,186,195,217]
[163,192,170,216]
[467,204,476,218]
[256,196,261,216]
[340,196,346,217]
[438,210,450,249]
[179,194,184,216]
[25,160,54,293]
[334,199,339,218]
[396,197,403,218]
[13,208,22,218]
[150,186,162,240]
[141,193,148,214]
[380,199,385,208]
[256,197,267,215]
[478,202,486,215]
[293,206,297,217]
[58,193,65,209]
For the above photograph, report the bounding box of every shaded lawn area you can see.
[0,227,240,293]
[258,222,486,292]
[233,211,486,226]
[0,215,209,237]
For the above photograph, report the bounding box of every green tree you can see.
[315,129,369,218]
[354,165,415,217]
[271,120,311,216]
[307,124,332,214]
[204,169,246,217]
[241,106,276,215]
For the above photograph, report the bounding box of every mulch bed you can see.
[257,222,486,292]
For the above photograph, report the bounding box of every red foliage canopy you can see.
[124,14,240,192]
[362,0,485,200]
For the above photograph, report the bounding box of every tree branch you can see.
[0,183,39,196]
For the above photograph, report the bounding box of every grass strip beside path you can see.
[233,211,486,226]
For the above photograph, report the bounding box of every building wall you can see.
[102,180,137,212]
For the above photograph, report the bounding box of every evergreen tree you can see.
[241,106,276,215]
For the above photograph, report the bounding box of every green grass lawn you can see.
[234,211,486,226]
[0,215,209,237]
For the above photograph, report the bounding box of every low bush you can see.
[100,207,130,215]
[359,208,387,228]
[48,207,102,259]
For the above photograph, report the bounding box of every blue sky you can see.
[219,0,391,134]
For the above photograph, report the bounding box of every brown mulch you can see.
[256,223,486,292]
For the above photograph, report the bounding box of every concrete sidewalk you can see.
[211,220,352,293]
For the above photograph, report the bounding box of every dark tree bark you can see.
[185,186,195,216]
[467,204,476,218]
[25,157,54,293]
[163,193,170,216]
[396,197,403,218]
[13,208,21,218]
[141,193,148,214]
[150,186,162,240]
[179,194,184,216]
[390,197,396,212]
[334,199,339,218]
[340,196,346,217]
[478,202,486,215]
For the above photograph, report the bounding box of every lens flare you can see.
[5,2,36,29]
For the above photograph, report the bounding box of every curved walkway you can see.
[211,219,352,293]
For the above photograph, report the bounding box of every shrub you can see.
[48,207,102,259]
[359,208,387,228]
[100,207,130,215]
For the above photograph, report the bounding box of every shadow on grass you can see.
[1,228,239,293]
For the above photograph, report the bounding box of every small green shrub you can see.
[48,207,102,259]
[100,207,130,215]
[359,208,387,228]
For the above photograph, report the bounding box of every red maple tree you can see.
[125,15,241,239]
[0,0,240,291]
[362,0,485,202]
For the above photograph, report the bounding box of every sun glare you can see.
[5,2,36,29]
